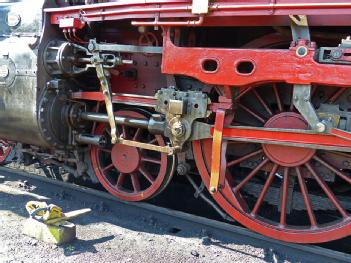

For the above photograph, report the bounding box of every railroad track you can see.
[0,166,350,263]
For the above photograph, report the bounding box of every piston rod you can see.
[75,134,106,147]
[80,112,165,134]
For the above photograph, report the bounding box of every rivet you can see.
[210,186,216,193]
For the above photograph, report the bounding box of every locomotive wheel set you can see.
[3,0,351,244]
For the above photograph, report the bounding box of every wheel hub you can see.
[111,144,141,173]
[262,112,315,167]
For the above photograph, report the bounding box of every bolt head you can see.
[316,122,326,133]
[209,186,216,193]
[171,121,185,138]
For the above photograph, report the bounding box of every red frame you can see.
[162,30,351,87]
[46,1,351,26]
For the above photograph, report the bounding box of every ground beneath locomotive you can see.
[0,169,305,263]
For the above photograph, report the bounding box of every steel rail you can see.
[1,166,350,263]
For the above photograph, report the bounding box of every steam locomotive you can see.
[1,0,351,243]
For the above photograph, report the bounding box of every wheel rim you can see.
[193,83,351,243]
[91,110,174,201]
[0,140,11,164]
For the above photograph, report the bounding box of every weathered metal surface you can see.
[0,0,48,146]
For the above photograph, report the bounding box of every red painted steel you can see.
[91,110,170,201]
[217,126,351,150]
[162,32,351,87]
[193,139,351,243]
[45,1,351,26]
[262,113,316,167]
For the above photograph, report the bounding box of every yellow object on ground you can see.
[25,201,91,224]
[23,201,91,244]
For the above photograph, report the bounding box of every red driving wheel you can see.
[193,83,351,243]
[91,110,175,201]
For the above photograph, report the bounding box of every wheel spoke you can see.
[131,173,141,192]
[236,86,254,100]
[116,173,126,188]
[141,156,161,165]
[103,163,114,173]
[148,138,157,145]
[313,155,351,184]
[227,149,263,168]
[139,167,155,183]
[122,125,127,139]
[234,159,269,193]
[273,83,283,112]
[251,164,278,216]
[311,84,317,98]
[305,162,349,219]
[253,89,273,116]
[289,87,295,111]
[296,167,317,227]
[328,87,346,103]
[238,103,266,124]
[99,148,112,154]
[133,128,142,141]
[280,167,289,226]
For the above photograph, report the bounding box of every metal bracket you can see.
[293,84,325,132]
[290,16,325,132]
[92,52,118,144]
[192,0,209,14]
[88,39,162,54]
[119,138,175,155]
[209,109,226,194]
[155,87,209,150]
[290,15,310,41]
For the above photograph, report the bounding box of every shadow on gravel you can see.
[0,170,340,263]
[63,235,115,256]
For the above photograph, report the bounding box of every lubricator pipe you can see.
[75,134,107,147]
[80,112,165,135]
